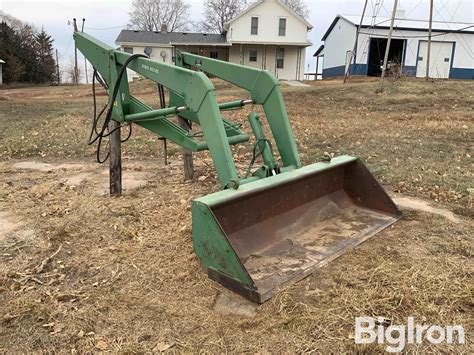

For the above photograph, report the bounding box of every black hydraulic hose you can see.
[93,54,147,163]
[158,84,166,108]
[88,69,108,145]
[244,138,274,179]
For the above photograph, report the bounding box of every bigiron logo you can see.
[354,317,465,352]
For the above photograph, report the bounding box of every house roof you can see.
[115,30,228,46]
[224,0,312,30]
[313,45,324,57]
[322,14,474,40]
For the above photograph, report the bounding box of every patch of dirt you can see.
[0,210,21,237]
[0,85,92,101]
[65,172,94,186]
[10,160,151,195]
[65,170,149,195]
[281,80,310,87]
[213,289,257,318]
[13,161,86,172]
[0,210,35,244]
[393,195,460,223]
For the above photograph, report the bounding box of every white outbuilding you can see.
[315,13,474,80]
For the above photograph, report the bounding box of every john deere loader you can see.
[74,30,401,303]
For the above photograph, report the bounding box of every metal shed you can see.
[315,14,473,80]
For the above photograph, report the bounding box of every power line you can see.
[433,1,473,58]
[58,35,73,59]
[353,0,383,76]
[84,24,127,30]
[379,0,392,18]
[359,25,473,38]
[344,0,369,83]
[403,0,424,19]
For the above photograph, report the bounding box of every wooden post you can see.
[73,18,79,84]
[178,117,194,180]
[426,0,434,79]
[55,49,60,84]
[344,0,369,84]
[381,0,399,81]
[315,56,319,80]
[159,137,168,165]
[109,120,122,195]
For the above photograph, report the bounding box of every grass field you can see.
[0,77,472,352]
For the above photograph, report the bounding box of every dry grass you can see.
[0,77,473,352]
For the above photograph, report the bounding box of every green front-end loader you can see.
[74,31,401,303]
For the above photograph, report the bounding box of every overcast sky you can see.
[2,0,473,73]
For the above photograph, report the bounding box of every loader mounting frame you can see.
[74,32,300,190]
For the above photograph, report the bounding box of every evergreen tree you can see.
[35,28,56,83]
[16,24,38,82]
[0,21,25,83]
[0,17,57,84]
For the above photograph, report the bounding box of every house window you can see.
[123,47,133,54]
[249,50,257,62]
[276,47,285,69]
[210,51,218,59]
[279,18,286,36]
[251,17,258,35]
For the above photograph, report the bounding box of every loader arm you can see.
[74,32,242,188]
[176,51,302,169]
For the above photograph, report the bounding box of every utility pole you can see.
[73,18,79,84]
[55,49,60,85]
[344,0,369,84]
[381,0,398,82]
[426,0,434,79]
[81,18,89,84]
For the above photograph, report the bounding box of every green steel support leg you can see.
[173,52,240,189]
[262,87,301,168]
[196,91,240,189]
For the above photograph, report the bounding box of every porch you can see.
[229,44,306,81]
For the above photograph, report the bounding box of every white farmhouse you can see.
[115,0,312,81]
[315,13,473,80]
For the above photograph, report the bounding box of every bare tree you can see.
[66,58,82,84]
[281,0,310,19]
[129,0,191,32]
[0,10,28,30]
[198,0,248,34]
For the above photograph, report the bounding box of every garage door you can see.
[416,41,453,79]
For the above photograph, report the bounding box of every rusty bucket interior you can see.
[205,158,401,302]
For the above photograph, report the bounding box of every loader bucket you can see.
[192,156,401,303]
